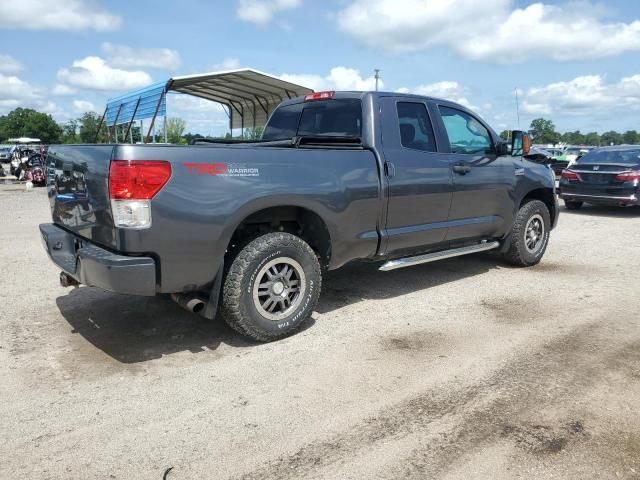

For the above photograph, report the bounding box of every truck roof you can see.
[277,90,475,114]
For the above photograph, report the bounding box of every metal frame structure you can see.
[99,69,313,143]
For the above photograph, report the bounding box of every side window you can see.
[396,102,437,152]
[438,106,492,155]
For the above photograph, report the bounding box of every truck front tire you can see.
[503,199,551,267]
[221,232,322,341]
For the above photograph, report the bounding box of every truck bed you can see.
[46,143,381,293]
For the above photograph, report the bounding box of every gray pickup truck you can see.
[40,91,558,341]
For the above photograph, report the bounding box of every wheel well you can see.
[521,188,556,225]
[228,206,332,267]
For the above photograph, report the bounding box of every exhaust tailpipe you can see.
[171,293,207,314]
[59,271,80,288]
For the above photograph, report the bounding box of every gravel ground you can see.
[1,182,640,480]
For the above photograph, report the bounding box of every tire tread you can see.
[221,232,321,342]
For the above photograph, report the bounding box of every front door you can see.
[381,98,454,255]
[435,105,515,242]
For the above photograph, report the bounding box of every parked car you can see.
[40,91,558,341]
[0,147,11,163]
[558,146,591,166]
[559,146,640,209]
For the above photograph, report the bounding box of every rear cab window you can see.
[396,102,437,152]
[262,99,362,141]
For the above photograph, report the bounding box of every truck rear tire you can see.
[503,199,551,267]
[221,232,322,341]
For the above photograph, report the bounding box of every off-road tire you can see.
[564,200,583,210]
[221,232,322,342]
[503,199,551,267]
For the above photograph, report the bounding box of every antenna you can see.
[514,88,521,128]
[374,69,380,92]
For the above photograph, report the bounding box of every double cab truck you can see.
[41,91,559,341]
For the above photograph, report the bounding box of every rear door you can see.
[433,104,515,242]
[380,97,453,254]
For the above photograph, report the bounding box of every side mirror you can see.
[495,142,510,156]
[511,130,531,156]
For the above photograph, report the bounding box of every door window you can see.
[439,106,492,155]
[396,102,437,152]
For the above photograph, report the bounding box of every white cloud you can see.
[72,100,96,113]
[236,0,301,25]
[101,42,181,70]
[0,73,41,101]
[281,66,382,91]
[0,0,121,31]
[397,81,480,111]
[209,58,242,71]
[52,84,77,96]
[0,73,61,116]
[337,0,640,63]
[0,54,23,74]
[522,74,640,116]
[57,56,152,91]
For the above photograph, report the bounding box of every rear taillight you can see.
[109,160,171,229]
[614,170,640,182]
[304,91,334,102]
[561,170,579,181]
[109,160,171,199]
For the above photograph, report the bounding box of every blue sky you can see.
[1,0,640,135]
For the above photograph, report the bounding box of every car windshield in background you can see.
[576,149,640,165]
[262,99,362,141]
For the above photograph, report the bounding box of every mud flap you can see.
[202,259,224,320]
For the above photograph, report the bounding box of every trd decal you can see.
[184,163,227,176]
[184,163,260,177]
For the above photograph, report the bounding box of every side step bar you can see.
[379,241,500,272]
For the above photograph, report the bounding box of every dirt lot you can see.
[1,183,640,480]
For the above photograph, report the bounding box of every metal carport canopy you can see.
[167,68,313,130]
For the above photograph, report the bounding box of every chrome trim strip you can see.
[570,170,625,174]
[379,241,500,272]
[561,193,637,201]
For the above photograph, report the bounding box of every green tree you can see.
[583,132,600,146]
[0,108,62,143]
[561,130,586,145]
[529,118,560,145]
[622,130,639,145]
[78,112,107,143]
[600,131,622,146]
[499,130,511,141]
[242,126,264,140]
[166,117,187,144]
[60,120,79,144]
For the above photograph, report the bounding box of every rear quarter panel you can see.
[113,144,381,293]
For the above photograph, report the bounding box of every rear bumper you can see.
[39,223,157,296]
[559,192,638,206]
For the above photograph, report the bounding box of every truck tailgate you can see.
[47,145,117,249]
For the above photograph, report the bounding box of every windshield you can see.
[262,99,362,141]
[576,149,640,165]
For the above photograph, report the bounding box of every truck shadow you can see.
[55,290,267,363]
[317,254,498,314]
[55,253,498,364]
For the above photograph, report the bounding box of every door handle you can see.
[384,161,396,178]
[453,164,471,175]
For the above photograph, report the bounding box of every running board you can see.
[379,241,500,272]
